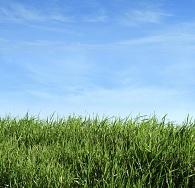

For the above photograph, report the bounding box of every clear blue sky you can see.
[0,0,195,123]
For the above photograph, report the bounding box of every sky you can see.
[0,0,195,123]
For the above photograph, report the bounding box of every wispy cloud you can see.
[2,22,195,92]
[117,33,195,47]
[119,8,171,26]
[82,8,108,23]
[0,2,73,23]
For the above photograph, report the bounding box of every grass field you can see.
[0,113,195,187]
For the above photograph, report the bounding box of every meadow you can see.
[0,113,195,187]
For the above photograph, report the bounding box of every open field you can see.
[0,114,195,187]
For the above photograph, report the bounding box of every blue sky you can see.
[0,0,195,123]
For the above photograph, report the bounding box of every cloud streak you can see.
[0,2,73,23]
[82,8,108,23]
[119,5,172,26]
[1,19,195,94]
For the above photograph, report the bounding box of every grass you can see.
[0,113,195,187]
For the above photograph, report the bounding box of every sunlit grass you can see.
[0,113,195,187]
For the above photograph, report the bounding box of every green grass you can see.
[0,113,195,187]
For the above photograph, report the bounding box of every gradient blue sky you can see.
[1,0,195,123]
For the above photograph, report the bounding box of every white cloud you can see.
[120,8,172,26]
[0,2,72,23]
[116,33,195,47]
